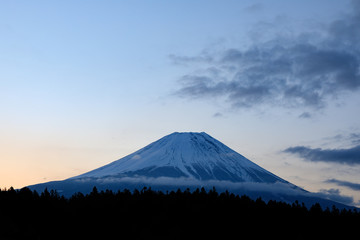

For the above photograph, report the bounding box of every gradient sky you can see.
[1,0,360,206]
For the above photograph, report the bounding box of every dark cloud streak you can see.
[283,145,360,165]
[299,112,311,119]
[326,179,360,191]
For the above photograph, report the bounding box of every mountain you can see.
[27,132,356,210]
[71,132,287,183]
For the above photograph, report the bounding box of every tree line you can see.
[0,186,359,239]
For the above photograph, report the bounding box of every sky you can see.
[1,0,360,206]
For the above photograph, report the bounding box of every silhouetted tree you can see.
[0,186,359,239]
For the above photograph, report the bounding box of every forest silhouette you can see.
[0,186,359,239]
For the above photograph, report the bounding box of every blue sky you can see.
[1,0,360,206]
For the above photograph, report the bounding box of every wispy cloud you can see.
[173,1,360,112]
[75,176,305,196]
[321,132,360,148]
[212,112,223,118]
[283,145,360,165]
[349,133,360,145]
[169,53,213,66]
[326,179,360,191]
[244,3,263,12]
[73,176,357,207]
[298,112,312,119]
[313,188,354,206]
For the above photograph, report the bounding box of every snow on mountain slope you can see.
[71,132,287,183]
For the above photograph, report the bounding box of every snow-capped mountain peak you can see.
[72,132,286,183]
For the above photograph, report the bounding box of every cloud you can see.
[174,1,360,112]
[169,53,213,66]
[349,133,360,145]
[299,112,311,119]
[313,188,354,206]
[322,132,360,147]
[283,145,360,165]
[325,179,360,191]
[327,0,360,51]
[131,155,141,160]
[213,112,223,118]
[244,3,263,12]
[75,176,305,196]
[71,176,358,207]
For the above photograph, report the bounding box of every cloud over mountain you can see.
[314,188,354,206]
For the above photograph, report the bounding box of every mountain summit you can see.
[28,132,355,209]
[72,132,286,184]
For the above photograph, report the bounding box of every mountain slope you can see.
[71,132,287,184]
